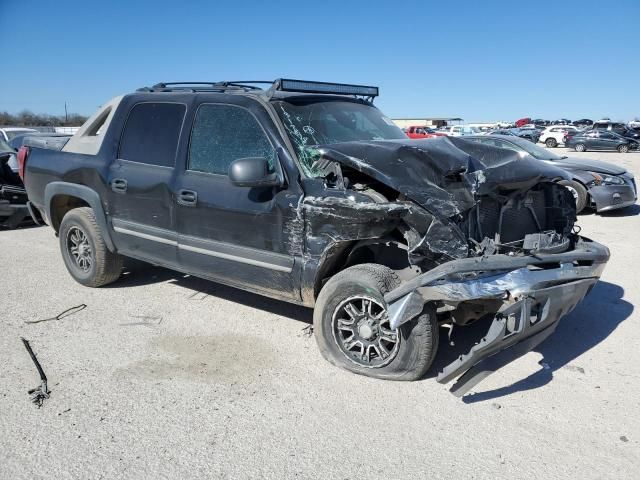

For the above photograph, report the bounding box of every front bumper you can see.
[0,201,30,228]
[589,177,637,212]
[0,185,31,229]
[385,238,609,396]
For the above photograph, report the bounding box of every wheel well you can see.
[50,195,90,232]
[313,235,414,299]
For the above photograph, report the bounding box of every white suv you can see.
[539,125,579,148]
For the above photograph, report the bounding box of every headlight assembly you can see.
[588,172,625,186]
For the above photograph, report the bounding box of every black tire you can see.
[545,138,557,148]
[575,143,586,152]
[559,180,588,213]
[313,264,439,381]
[59,207,123,287]
[618,144,629,153]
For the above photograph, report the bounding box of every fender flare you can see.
[44,182,115,251]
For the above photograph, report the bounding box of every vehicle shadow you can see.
[426,281,632,402]
[113,262,313,324]
[110,264,631,398]
[598,204,640,217]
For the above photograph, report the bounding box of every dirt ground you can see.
[1,148,638,479]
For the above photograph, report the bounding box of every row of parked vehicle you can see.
[405,120,640,153]
[401,123,638,215]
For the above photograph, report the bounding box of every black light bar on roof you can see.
[275,78,379,97]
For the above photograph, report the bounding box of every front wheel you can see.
[545,138,558,148]
[575,143,586,152]
[618,144,629,153]
[559,180,588,213]
[313,264,439,381]
[59,207,123,287]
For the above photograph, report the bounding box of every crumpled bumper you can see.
[384,238,609,396]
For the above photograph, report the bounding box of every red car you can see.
[405,126,446,139]
[515,117,531,128]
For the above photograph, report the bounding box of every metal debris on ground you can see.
[118,314,163,327]
[21,337,50,407]
[25,304,87,324]
[301,325,314,337]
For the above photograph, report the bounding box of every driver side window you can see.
[188,104,276,175]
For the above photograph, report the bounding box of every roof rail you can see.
[136,81,274,93]
[136,79,380,101]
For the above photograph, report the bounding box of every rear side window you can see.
[188,104,275,175]
[119,102,186,167]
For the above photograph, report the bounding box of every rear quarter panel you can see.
[24,148,111,211]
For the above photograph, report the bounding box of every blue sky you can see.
[2,0,639,122]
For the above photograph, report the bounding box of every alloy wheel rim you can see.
[67,226,93,272]
[332,295,400,368]
[564,185,579,202]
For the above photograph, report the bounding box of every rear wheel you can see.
[314,264,439,381]
[618,144,629,153]
[59,207,123,287]
[574,143,586,152]
[559,180,588,213]
[545,138,558,148]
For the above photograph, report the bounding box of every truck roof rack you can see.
[137,79,379,101]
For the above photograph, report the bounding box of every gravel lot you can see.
[1,148,638,480]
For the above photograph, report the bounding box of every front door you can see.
[174,99,303,301]
[106,101,186,266]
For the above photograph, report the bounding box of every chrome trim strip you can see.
[111,219,293,273]
[178,243,292,273]
[112,226,178,246]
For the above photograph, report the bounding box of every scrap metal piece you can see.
[25,304,87,324]
[21,338,50,407]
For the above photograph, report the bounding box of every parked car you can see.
[539,125,580,147]
[8,132,72,150]
[404,126,445,139]
[532,119,550,127]
[592,121,640,141]
[572,118,593,128]
[465,135,637,213]
[629,119,640,130]
[0,127,37,142]
[436,125,478,136]
[0,139,30,229]
[552,119,572,125]
[515,117,531,128]
[20,78,609,396]
[485,128,540,143]
[565,130,640,153]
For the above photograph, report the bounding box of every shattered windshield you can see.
[274,98,406,176]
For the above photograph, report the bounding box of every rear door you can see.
[582,130,600,149]
[597,131,619,150]
[174,97,303,300]
[106,101,186,266]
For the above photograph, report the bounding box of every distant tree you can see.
[0,110,87,126]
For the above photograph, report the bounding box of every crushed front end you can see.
[385,236,608,396]
[301,136,609,394]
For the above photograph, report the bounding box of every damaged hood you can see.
[317,136,569,218]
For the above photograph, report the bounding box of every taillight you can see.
[17,146,30,180]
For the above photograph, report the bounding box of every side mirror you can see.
[229,157,281,188]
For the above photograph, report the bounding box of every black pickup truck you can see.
[21,79,610,395]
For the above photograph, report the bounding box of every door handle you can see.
[111,178,128,193]
[178,189,198,206]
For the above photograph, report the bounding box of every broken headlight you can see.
[588,172,625,186]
